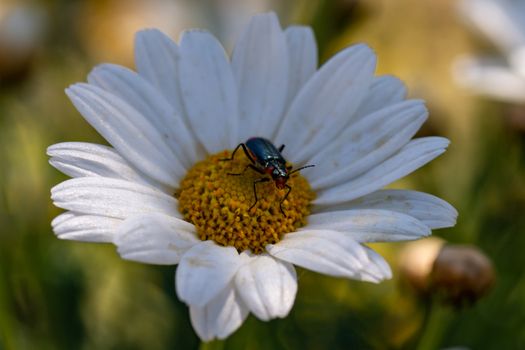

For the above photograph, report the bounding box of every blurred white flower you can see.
[77,0,302,64]
[0,2,46,79]
[49,12,456,341]
[77,0,195,64]
[455,0,525,103]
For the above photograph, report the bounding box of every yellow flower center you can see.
[176,150,315,254]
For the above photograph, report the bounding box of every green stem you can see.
[199,340,225,350]
[415,300,452,350]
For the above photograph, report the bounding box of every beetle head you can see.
[272,167,289,189]
[274,176,288,189]
[266,161,289,188]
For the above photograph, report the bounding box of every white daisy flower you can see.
[455,0,525,103]
[49,12,457,341]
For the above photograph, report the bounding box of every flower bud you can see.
[430,244,495,306]
[399,239,495,306]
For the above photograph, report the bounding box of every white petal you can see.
[47,142,167,192]
[235,253,297,321]
[179,30,239,152]
[363,247,392,280]
[306,100,427,189]
[51,177,180,219]
[66,84,183,188]
[305,209,430,242]
[190,285,249,341]
[267,230,378,281]
[355,75,407,117]
[87,64,198,168]
[275,44,376,165]
[51,211,120,243]
[285,26,318,108]
[314,137,450,206]
[232,12,289,140]
[176,241,242,308]
[134,29,186,117]
[115,213,198,265]
[319,189,458,229]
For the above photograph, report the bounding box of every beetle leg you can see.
[249,164,265,174]
[220,143,258,166]
[240,143,257,164]
[227,164,249,176]
[278,144,285,152]
[220,143,243,161]
[279,184,292,216]
[228,164,264,176]
[249,177,270,211]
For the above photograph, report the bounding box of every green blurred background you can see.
[1,0,524,349]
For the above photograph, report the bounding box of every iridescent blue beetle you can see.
[222,137,314,215]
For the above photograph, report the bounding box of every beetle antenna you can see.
[289,164,315,175]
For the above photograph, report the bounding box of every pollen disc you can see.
[176,151,315,254]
